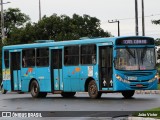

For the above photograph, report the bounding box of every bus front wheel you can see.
[88,80,102,99]
[122,90,135,99]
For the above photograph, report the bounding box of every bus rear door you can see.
[98,43,113,91]
[50,47,63,91]
[10,50,22,91]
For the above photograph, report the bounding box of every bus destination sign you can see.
[122,39,147,45]
[116,38,154,45]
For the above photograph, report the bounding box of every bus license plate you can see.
[136,84,143,87]
[128,76,137,80]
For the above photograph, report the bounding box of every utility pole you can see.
[39,0,41,21]
[1,0,5,44]
[108,20,120,36]
[0,0,10,44]
[135,0,139,36]
[142,0,145,36]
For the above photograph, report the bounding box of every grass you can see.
[146,107,160,111]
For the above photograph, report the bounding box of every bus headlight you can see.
[115,74,123,81]
[148,75,158,83]
[115,74,130,84]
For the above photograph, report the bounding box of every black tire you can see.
[39,92,47,98]
[30,80,41,98]
[61,92,76,98]
[122,90,135,99]
[1,87,7,94]
[88,80,102,99]
[17,91,25,94]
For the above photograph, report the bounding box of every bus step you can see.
[52,91,62,94]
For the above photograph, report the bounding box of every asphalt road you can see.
[0,92,160,119]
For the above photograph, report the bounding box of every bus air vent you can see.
[35,40,55,43]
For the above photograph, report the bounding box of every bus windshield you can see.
[115,48,155,70]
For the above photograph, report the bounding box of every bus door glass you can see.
[98,44,113,90]
[10,50,22,91]
[51,48,63,91]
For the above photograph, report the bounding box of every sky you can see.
[2,0,160,39]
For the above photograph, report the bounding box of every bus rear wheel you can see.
[30,80,47,98]
[122,90,135,99]
[61,92,76,98]
[88,80,102,99]
[31,80,40,98]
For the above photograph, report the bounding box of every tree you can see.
[0,43,2,84]
[0,8,30,43]
[0,8,30,83]
[152,20,160,25]
[8,13,111,44]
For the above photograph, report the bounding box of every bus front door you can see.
[99,45,113,90]
[51,49,63,91]
[10,51,21,91]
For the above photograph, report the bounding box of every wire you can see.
[119,14,160,21]
[102,13,160,24]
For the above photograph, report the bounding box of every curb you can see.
[135,90,160,94]
[128,117,158,120]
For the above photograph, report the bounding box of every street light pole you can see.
[108,20,120,36]
[142,0,145,36]
[135,0,139,36]
[39,0,41,21]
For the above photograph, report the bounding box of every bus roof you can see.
[3,36,154,50]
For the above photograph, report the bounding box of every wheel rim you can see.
[33,84,38,94]
[89,84,97,95]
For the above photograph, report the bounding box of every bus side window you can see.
[81,44,96,65]
[64,46,79,65]
[36,48,49,67]
[22,49,35,67]
[22,56,27,67]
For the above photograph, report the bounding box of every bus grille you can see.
[128,80,149,82]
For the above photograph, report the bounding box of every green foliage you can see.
[152,20,160,25]
[0,8,30,83]
[7,13,111,44]
[155,38,160,46]
[0,43,3,84]
[0,8,30,41]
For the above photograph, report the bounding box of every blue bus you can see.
[2,36,158,98]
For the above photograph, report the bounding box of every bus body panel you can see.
[113,70,158,91]
[35,67,51,92]
[1,36,158,96]
[80,65,99,91]
[63,66,81,91]
[21,68,36,92]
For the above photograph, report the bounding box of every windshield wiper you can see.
[125,46,135,58]
[141,46,147,64]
